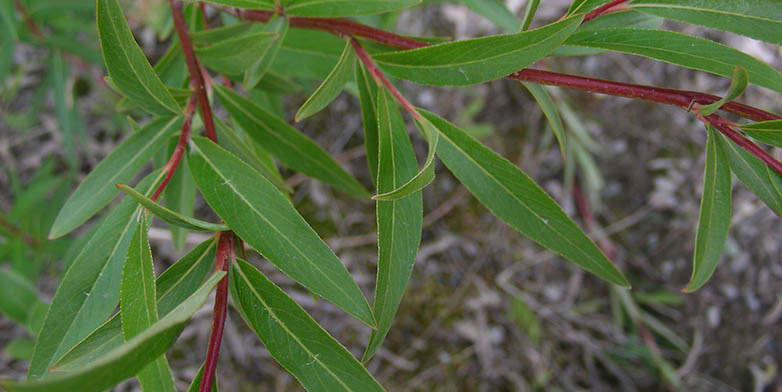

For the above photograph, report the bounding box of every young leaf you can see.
[521,82,567,157]
[716,134,782,217]
[372,16,582,86]
[684,127,732,293]
[699,67,749,116]
[229,258,384,392]
[741,120,782,148]
[460,0,522,32]
[97,0,181,115]
[121,216,177,392]
[164,149,197,251]
[564,29,782,93]
[295,40,356,122]
[116,184,228,232]
[55,239,218,370]
[631,0,782,46]
[49,116,181,239]
[363,90,423,362]
[188,137,375,327]
[214,118,292,195]
[195,31,277,75]
[214,85,370,198]
[356,61,381,186]
[6,272,225,392]
[283,0,419,17]
[29,172,163,379]
[187,363,218,392]
[244,16,288,90]
[420,110,630,287]
[372,113,439,201]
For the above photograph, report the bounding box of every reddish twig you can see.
[582,0,631,24]
[13,0,44,39]
[703,115,782,176]
[350,38,420,119]
[0,215,41,248]
[200,231,234,392]
[169,0,217,143]
[150,95,198,201]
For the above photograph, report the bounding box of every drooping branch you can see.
[169,0,217,143]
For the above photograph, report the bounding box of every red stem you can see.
[0,215,40,248]
[150,95,197,201]
[704,115,782,176]
[13,0,44,38]
[170,0,217,143]
[350,38,420,119]
[200,231,233,392]
[582,0,630,23]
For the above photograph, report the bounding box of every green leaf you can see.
[372,15,582,86]
[121,216,177,392]
[699,67,749,116]
[716,134,782,217]
[164,147,197,251]
[521,83,567,157]
[741,120,782,148]
[564,29,782,93]
[195,0,275,11]
[28,172,163,379]
[684,127,732,293]
[372,112,439,201]
[630,0,782,45]
[97,0,181,115]
[196,31,278,75]
[6,272,224,392]
[244,16,288,90]
[521,0,541,30]
[214,118,292,195]
[272,28,344,80]
[214,84,370,198]
[5,339,36,361]
[0,268,46,333]
[187,364,218,392]
[362,90,423,362]
[284,0,420,17]
[55,239,218,371]
[421,110,630,287]
[49,116,181,239]
[229,258,384,391]
[356,61,381,186]
[460,0,522,32]
[295,40,356,122]
[188,137,375,327]
[116,184,227,232]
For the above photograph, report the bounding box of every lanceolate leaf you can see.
[564,29,782,93]
[214,85,370,198]
[6,272,225,392]
[244,16,288,90]
[699,67,749,116]
[215,119,292,195]
[372,16,582,86]
[188,137,375,327]
[373,113,439,201]
[195,31,277,75]
[460,0,522,32]
[363,90,423,362]
[229,259,384,392]
[630,0,782,46]
[521,82,567,157]
[29,172,163,379]
[421,111,630,287]
[49,116,181,239]
[284,0,419,17]
[120,217,177,392]
[716,135,782,217]
[356,62,381,186]
[684,127,732,293]
[116,184,228,232]
[295,40,356,122]
[741,120,782,148]
[97,0,181,115]
[55,240,218,370]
